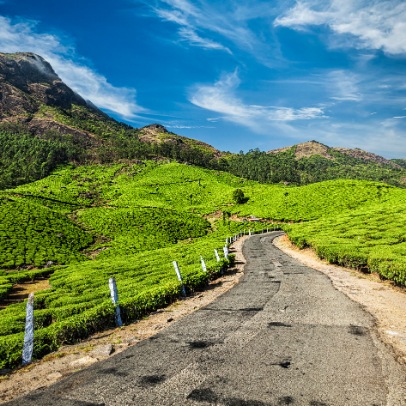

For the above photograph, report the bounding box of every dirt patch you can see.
[0,279,50,309]
[274,234,406,365]
[0,238,247,404]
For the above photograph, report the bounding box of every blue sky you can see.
[0,0,405,158]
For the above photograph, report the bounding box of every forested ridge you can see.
[1,121,405,190]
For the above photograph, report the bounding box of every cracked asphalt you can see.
[6,232,406,405]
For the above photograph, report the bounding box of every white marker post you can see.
[173,261,187,297]
[200,255,207,272]
[223,245,229,259]
[214,249,221,262]
[109,277,123,327]
[22,293,35,365]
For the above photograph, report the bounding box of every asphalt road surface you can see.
[6,232,406,405]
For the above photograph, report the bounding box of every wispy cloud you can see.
[150,0,277,60]
[189,70,326,133]
[166,124,215,129]
[274,0,406,55]
[0,16,144,119]
[177,27,231,53]
[328,70,362,101]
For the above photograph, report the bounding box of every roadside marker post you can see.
[223,245,229,259]
[109,277,123,327]
[173,261,187,297]
[200,255,207,272]
[214,249,220,262]
[22,293,34,365]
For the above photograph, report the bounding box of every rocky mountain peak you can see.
[0,52,59,88]
[0,52,88,118]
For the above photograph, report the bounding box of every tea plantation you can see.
[0,160,405,369]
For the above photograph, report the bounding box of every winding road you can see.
[5,232,406,405]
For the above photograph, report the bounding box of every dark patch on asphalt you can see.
[348,325,367,336]
[270,359,292,368]
[224,398,271,406]
[268,322,292,328]
[188,389,272,405]
[98,367,128,377]
[188,340,213,349]
[138,374,166,386]
[187,388,218,402]
[310,401,329,406]
[239,307,263,312]
[278,396,295,404]
[239,307,266,316]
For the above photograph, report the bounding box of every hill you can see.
[1,52,405,189]
[226,141,406,186]
[0,160,406,370]
[0,52,405,189]
[0,52,406,372]
[269,140,400,168]
[0,52,225,189]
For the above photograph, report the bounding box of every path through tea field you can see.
[4,232,405,405]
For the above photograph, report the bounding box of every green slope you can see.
[1,161,405,370]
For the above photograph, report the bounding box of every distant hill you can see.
[269,140,401,169]
[392,159,406,169]
[226,141,406,186]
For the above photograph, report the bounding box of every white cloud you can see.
[328,70,362,101]
[0,16,144,119]
[151,0,270,57]
[166,124,215,129]
[189,71,326,133]
[274,0,406,55]
[178,27,231,53]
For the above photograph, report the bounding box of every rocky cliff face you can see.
[0,52,89,119]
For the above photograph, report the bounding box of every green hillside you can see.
[227,147,406,187]
[1,161,406,369]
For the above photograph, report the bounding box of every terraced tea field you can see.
[1,160,405,369]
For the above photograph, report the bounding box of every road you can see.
[5,232,405,405]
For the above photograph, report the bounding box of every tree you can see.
[232,189,246,204]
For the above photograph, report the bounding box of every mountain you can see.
[0,52,115,141]
[0,52,404,189]
[0,52,223,188]
[0,52,86,116]
[138,124,223,158]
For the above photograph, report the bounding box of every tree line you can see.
[0,123,404,190]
